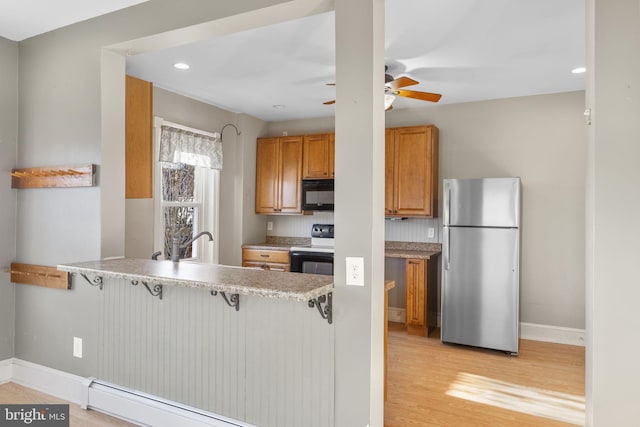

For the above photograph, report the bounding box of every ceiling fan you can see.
[323,66,442,111]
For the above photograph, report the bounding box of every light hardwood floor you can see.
[0,382,134,426]
[385,323,585,427]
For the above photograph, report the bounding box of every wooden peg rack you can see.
[11,164,96,189]
[10,263,71,290]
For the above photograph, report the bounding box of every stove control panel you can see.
[311,224,334,238]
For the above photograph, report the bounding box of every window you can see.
[153,118,220,263]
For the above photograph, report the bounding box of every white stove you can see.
[289,224,335,274]
[290,237,335,254]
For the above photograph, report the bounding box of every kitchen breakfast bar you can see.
[58,259,335,427]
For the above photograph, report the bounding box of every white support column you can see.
[334,1,386,426]
[586,0,640,425]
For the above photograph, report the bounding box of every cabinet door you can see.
[385,129,395,215]
[328,133,335,178]
[405,258,426,330]
[393,126,434,217]
[303,134,331,179]
[255,137,280,213]
[278,136,303,213]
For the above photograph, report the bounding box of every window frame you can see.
[153,117,220,264]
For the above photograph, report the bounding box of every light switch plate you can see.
[346,257,365,286]
[428,227,435,238]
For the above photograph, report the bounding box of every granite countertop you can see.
[242,243,296,251]
[58,258,333,302]
[243,239,442,260]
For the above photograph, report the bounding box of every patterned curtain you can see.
[159,125,223,170]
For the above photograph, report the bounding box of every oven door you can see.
[290,251,334,275]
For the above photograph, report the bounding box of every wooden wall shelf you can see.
[11,164,96,189]
[10,263,71,290]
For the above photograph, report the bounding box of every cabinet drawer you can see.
[242,261,290,272]
[242,248,290,264]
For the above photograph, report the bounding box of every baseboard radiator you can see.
[81,378,255,427]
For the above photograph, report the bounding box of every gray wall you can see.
[586,0,640,424]
[0,37,18,360]
[13,0,293,375]
[124,86,268,266]
[268,91,586,330]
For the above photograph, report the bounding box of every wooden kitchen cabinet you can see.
[385,125,439,217]
[302,133,334,179]
[125,75,153,199]
[405,258,428,336]
[255,136,303,214]
[242,248,290,271]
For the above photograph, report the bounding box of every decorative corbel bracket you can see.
[308,292,332,324]
[210,290,240,311]
[131,281,163,300]
[79,273,104,290]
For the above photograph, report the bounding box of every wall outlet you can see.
[346,257,365,286]
[73,337,83,358]
[267,221,273,231]
[428,227,435,238]
[282,131,288,136]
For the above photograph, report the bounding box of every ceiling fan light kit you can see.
[324,66,442,111]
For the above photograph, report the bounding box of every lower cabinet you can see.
[242,248,290,272]
[405,257,437,336]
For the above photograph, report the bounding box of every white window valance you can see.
[159,125,223,170]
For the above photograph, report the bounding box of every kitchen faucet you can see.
[172,231,214,263]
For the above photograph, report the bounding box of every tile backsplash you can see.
[266,212,440,243]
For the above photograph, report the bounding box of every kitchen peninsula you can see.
[57,259,335,427]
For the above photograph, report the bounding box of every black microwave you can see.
[302,179,334,211]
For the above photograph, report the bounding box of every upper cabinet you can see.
[255,124,438,216]
[302,133,335,179]
[385,125,439,218]
[125,75,153,199]
[255,136,303,214]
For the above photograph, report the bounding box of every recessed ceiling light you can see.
[174,63,190,70]
[272,105,287,109]
[571,67,586,74]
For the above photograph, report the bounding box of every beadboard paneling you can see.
[269,213,440,244]
[96,277,334,427]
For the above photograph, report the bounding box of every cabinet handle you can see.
[260,254,270,258]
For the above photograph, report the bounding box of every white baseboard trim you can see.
[387,310,585,347]
[0,358,11,384]
[388,307,405,323]
[520,322,585,347]
[10,358,85,404]
[4,359,253,427]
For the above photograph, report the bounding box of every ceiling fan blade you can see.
[323,100,336,105]
[395,89,442,103]
[387,76,419,90]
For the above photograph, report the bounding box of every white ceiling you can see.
[0,0,148,41]
[1,0,584,123]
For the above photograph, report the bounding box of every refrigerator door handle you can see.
[444,226,450,270]
[444,184,451,226]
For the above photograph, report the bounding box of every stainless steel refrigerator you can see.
[441,177,521,354]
